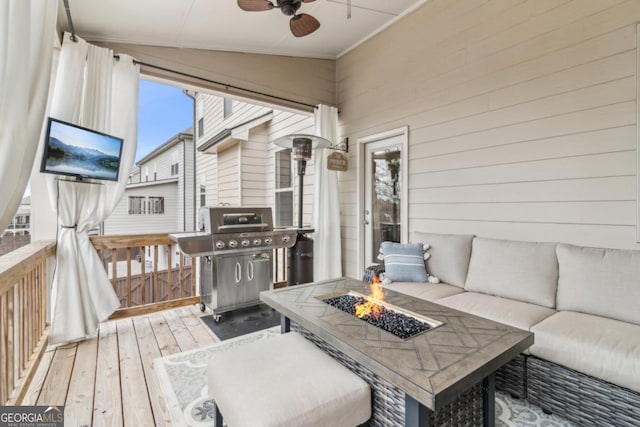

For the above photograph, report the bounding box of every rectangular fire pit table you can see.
[260,278,533,427]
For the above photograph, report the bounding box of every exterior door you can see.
[362,129,408,268]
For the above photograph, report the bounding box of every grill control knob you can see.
[215,241,225,249]
[253,238,262,246]
[264,237,273,245]
[282,235,291,243]
[228,240,238,248]
[241,239,250,247]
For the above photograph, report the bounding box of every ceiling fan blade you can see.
[289,13,320,37]
[302,0,316,2]
[237,0,274,12]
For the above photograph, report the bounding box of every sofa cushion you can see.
[382,281,464,302]
[464,237,558,308]
[412,232,474,288]
[380,242,428,282]
[436,292,556,332]
[556,243,640,325]
[530,311,640,394]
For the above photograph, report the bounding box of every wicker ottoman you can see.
[207,332,371,427]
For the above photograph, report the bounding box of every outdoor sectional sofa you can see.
[381,232,640,427]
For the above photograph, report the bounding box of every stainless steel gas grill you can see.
[170,206,297,320]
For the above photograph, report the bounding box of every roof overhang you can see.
[198,111,273,154]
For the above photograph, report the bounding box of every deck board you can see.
[93,321,123,427]
[36,344,76,406]
[65,336,98,427]
[132,316,173,427]
[22,305,220,426]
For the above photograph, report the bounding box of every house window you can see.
[275,149,293,227]
[149,197,165,214]
[171,163,179,175]
[128,196,145,214]
[223,97,233,118]
[198,117,204,137]
[200,184,206,207]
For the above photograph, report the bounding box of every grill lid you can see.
[199,206,274,234]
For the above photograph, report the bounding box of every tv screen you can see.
[40,118,124,182]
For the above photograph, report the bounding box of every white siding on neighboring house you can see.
[194,93,314,225]
[104,130,194,235]
[336,0,640,278]
[103,181,179,234]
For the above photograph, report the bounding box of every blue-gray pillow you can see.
[380,242,428,282]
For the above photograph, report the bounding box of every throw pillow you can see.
[379,242,428,282]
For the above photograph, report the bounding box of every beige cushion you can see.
[464,237,558,308]
[207,332,371,427]
[556,243,640,325]
[436,292,555,333]
[382,281,464,301]
[530,311,640,394]
[412,232,474,288]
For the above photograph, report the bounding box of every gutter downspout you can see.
[184,90,197,231]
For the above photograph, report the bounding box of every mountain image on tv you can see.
[42,119,123,181]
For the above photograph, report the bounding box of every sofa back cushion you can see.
[412,232,474,288]
[556,243,640,325]
[464,237,558,308]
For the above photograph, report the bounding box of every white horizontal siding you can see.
[337,0,640,278]
[103,182,180,235]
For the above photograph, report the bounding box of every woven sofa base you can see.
[527,356,640,427]
[495,354,526,399]
[292,323,484,427]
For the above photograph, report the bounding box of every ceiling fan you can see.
[237,0,320,37]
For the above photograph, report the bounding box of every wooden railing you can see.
[90,233,198,318]
[0,240,55,405]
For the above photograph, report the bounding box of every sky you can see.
[136,79,194,162]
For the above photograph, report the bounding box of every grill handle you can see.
[247,260,254,281]
[235,262,242,283]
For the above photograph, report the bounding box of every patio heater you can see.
[274,134,331,285]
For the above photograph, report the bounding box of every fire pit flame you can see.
[355,275,385,319]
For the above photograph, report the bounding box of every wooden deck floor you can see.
[22,305,220,427]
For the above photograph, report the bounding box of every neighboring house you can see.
[0,196,31,256]
[194,94,314,228]
[103,129,194,273]
[104,128,195,235]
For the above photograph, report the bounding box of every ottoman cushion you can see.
[207,332,371,427]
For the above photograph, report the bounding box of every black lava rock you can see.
[323,295,432,339]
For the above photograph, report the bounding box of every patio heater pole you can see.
[274,135,331,285]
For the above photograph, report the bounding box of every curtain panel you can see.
[312,105,342,280]
[47,33,139,344]
[0,0,57,231]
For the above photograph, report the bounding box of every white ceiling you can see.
[58,0,426,59]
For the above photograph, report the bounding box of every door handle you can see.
[235,261,242,283]
[247,261,254,281]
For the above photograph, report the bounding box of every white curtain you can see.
[0,0,57,231]
[47,33,139,344]
[312,105,342,280]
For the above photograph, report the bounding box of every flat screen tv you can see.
[40,117,124,182]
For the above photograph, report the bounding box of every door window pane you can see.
[371,148,401,258]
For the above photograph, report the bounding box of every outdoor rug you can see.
[155,326,577,427]
[200,303,280,340]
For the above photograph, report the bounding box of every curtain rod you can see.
[115,56,317,110]
[63,0,316,110]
